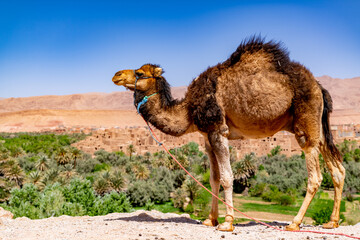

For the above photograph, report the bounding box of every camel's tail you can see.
[321,86,342,161]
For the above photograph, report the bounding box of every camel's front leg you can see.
[202,141,220,227]
[208,131,234,232]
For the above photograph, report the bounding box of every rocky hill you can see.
[317,76,360,110]
[0,87,187,113]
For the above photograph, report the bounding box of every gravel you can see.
[1,210,359,240]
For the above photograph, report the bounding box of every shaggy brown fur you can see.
[112,37,345,232]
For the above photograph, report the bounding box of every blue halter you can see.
[133,70,162,146]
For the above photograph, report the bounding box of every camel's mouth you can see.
[124,84,135,91]
[112,79,123,85]
[112,76,124,86]
[112,77,136,91]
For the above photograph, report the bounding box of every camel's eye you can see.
[136,72,144,77]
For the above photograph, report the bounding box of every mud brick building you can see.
[72,124,360,158]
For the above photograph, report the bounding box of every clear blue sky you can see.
[0,0,359,98]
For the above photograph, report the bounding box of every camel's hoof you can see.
[203,218,219,227]
[217,222,234,232]
[323,221,339,229]
[285,223,300,231]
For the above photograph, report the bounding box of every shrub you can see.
[172,170,186,189]
[145,199,155,211]
[312,206,332,225]
[93,191,132,215]
[150,167,175,203]
[249,183,266,197]
[321,171,334,189]
[62,202,86,216]
[172,188,187,210]
[193,188,211,218]
[346,192,354,202]
[93,163,110,172]
[202,169,210,186]
[62,178,96,214]
[76,157,100,174]
[343,161,360,193]
[94,150,126,166]
[16,155,37,173]
[256,154,307,192]
[127,180,151,206]
[11,201,41,219]
[261,185,280,202]
[185,204,194,213]
[9,184,41,208]
[277,194,295,206]
[39,188,65,218]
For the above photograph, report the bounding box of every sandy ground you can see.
[1,210,360,240]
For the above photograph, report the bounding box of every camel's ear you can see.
[154,67,163,77]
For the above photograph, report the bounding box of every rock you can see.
[0,207,14,219]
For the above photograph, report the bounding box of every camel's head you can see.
[112,69,137,89]
[112,64,164,91]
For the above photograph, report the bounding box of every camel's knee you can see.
[331,165,346,187]
[220,173,233,189]
[307,175,322,194]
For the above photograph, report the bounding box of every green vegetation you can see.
[0,133,359,226]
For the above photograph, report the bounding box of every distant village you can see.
[52,123,360,158]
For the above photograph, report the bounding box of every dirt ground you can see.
[1,210,360,240]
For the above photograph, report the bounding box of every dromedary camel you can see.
[112,37,345,232]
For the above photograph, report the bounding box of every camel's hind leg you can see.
[286,98,324,231]
[286,141,323,231]
[319,143,345,228]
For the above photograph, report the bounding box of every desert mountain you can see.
[0,87,187,113]
[317,76,360,110]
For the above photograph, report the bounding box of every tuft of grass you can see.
[134,201,182,214]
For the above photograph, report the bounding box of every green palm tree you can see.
[127,144,136,161]
[0,178,15,202]
[144,152,152,164]
[70,148,82,168]
[60,164,77,180]
[200,155,209,171]
[41,168,59,185]
[183,176,200,205]
[55,147,70,165]
[109,169,125,192]
[36,155,49,171]
[5,163,25,187]
[93,177,109,195]
[29,170,42,184]
[9,146,24,158]
[102,171,111,181]
[135,164,150,180]
[232,153,257,182]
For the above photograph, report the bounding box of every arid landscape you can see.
[1,75,360,240]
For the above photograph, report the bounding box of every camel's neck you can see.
[135,88,193,137]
